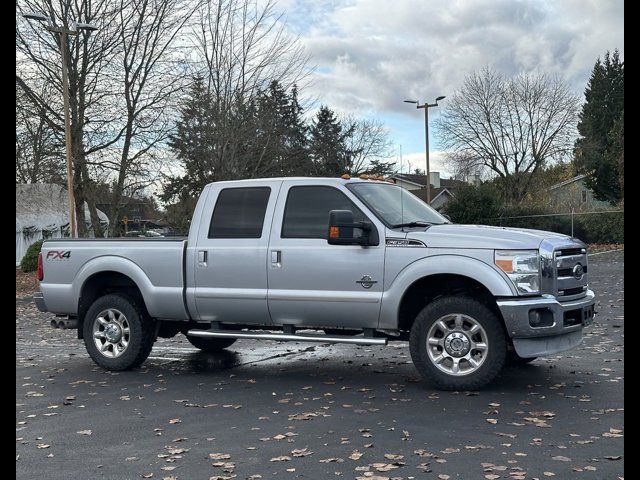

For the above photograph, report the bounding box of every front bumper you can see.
[33,291,47,312]
[497,289,595,358]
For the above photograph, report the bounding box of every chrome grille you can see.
[554,247,588,299]
[539,239,589,301]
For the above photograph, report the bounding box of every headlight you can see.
[495,250,540,295]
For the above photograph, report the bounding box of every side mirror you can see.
[327,210,378,246]
[442,213,452,222]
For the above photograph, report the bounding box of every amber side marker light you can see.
[341,173,351,180]
[495,259,514,273]
[329,226,340,238]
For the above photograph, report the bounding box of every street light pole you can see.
[23,14,98,238]
[404,96,446,204]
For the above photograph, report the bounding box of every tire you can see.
[507,350,537,365]
[83,294,155,371]
[409,296,507,390]
[186,335,237,353]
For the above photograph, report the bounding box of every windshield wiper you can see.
[391,221,432,229]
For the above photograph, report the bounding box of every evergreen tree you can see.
[253,81,310,176]
[309,106,349,176]
[574,50,624,203]
[162,76,216,202]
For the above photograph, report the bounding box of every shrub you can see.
[20,239,43,273]
[443,183,624,244]
[442,183,503,224]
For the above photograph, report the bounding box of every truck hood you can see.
[407,224,573,250]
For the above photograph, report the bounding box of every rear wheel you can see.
[409,296,507,390]
[83,294,155,371]
[186,335,237,353]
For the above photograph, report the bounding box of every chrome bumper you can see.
[496,290,595,358]
[33,291,47,312]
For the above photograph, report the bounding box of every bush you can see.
[443,184,624,244]
[20,239,43,273]
[442,183,503,224]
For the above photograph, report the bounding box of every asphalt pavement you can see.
[16,250,624,480]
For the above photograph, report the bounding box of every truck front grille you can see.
[554,247,588,300]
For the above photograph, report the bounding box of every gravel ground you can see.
[16,250,624,480]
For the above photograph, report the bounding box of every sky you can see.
[277,0,624,177]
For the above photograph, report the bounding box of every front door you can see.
[267,181,385,329]
[192,181,282,324]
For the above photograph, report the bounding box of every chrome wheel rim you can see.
[92,309,130,358]
[426,313,488,376]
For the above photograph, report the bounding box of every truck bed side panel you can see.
[40,239,188,320]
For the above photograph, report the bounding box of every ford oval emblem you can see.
[572,263,584,280]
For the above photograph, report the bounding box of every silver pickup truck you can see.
[34,176,595,389]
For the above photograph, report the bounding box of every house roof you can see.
[392,173,467,190]
[409,187,455,204]
[16,183,109,232]
[549,174,588,191]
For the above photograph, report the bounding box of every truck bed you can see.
[39,238,189,320]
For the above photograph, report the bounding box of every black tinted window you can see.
[209,187,271,238]
[282,186,366,239]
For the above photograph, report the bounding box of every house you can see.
[548,174,610,210]
[390,172,468,209]
[16,184,109,265]
[96,195,166,235]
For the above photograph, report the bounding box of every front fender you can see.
[378,254,516,329]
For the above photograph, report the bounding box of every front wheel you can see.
[409,296,507,390]
[83,294,155,371]
[186,335,237,353]
[507,350,537,365]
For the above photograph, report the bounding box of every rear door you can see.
[191,181,282,324]
[266,180,386,329]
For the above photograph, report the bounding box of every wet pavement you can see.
[16,251,624,480]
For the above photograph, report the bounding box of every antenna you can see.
[399,144,404,227]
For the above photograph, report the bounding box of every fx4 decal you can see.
[46,250,71,260]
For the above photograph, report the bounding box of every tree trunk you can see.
[108,121,133,237]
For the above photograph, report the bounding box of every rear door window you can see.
[208,187,271,238]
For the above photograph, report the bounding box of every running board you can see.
[186,329,388,346]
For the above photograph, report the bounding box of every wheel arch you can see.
[397,273,505,333]
[76,266,150,339]
[379,254,515,332]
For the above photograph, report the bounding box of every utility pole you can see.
[23,13,98,238]
[404,96,446,204]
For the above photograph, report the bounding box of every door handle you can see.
[271,250,282,267]
[198,250,208,266]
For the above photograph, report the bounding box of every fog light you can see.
[528,308,554,328]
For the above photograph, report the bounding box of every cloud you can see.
[391,150,451,177]
[288,0,623,118]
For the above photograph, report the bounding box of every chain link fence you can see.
[477,209,624,244]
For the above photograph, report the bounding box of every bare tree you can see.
[17,0,197,236]
[17,0,123,236]
[342,116,394,175]
[436,68,579,201]
[185,0,310,180]
[105,0,196,235]
[16,82,65,183]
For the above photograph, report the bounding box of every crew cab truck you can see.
[34,177,595,390]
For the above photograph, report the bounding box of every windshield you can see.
[347,182,449,227]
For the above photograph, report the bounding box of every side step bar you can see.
[187,329,388,346]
